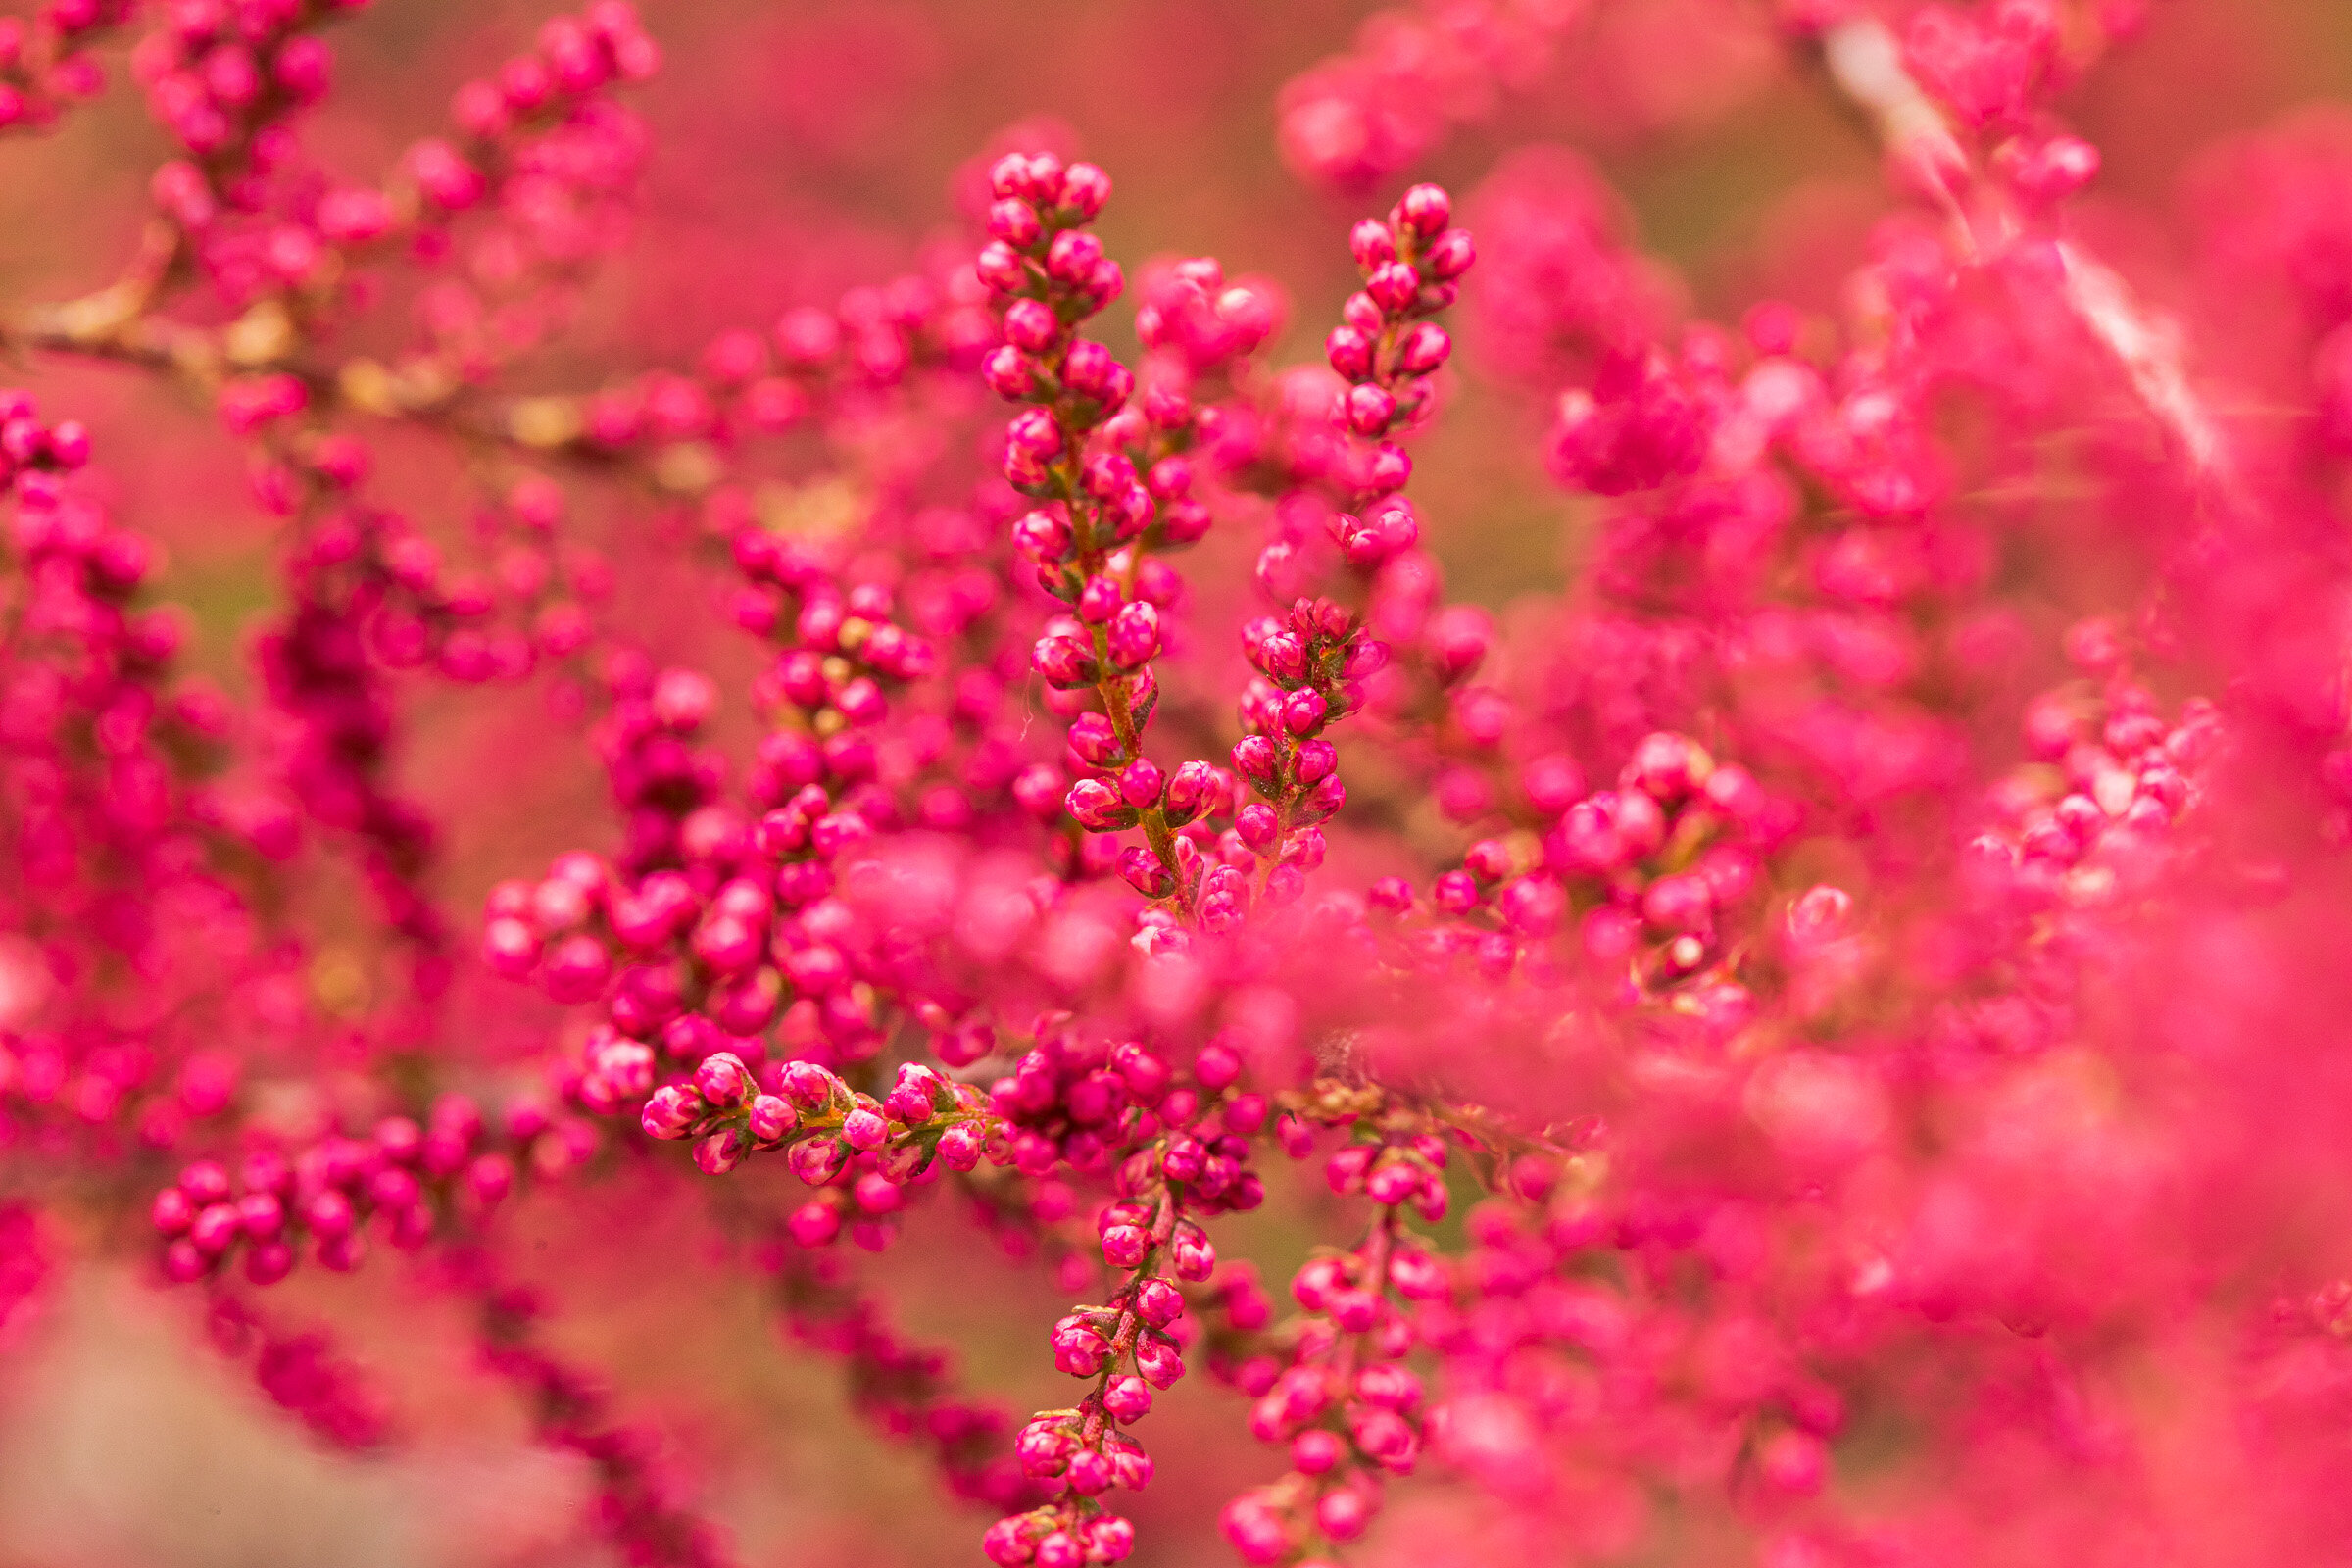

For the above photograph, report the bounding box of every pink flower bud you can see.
[983,345,1033,399]
[1366,261,1420,314]
[1052,1315,1112,1376]
[1033,635,1100,689]
[1117,760,1163,811]
[1047,228,1104,285]
[842,1106,889,1151]
[780,1060,842,1111]
[1133,1332,1185,1389]
[1101,1224,1148,1268]
[1161,761,1216,826]
[1282,690,1329,736]
[1004,298,1059,352]
[1346,382,1396,436]
[988,197,1042,247]
[1119,848,1176,900]
[1104,1374,1152,1421]
[1067,777,1139,832]
[1107,603,1159,669]
[977,241,1027,294]
[1423,227,1476,279]
[1061,161,1111,217]
[788,1199,841,1248]
[1326,324,1375,380]
[1396,320,1451,375]
[1133,1276,1185,1325]
[938,1122,983,1171]
[1064,339,1118,400]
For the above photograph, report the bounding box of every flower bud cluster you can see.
[0,400,333,1156]
[6,10,2352,1568]
[728,536,942,759]
[1201,599,1386,931]
[774,1252,1038,1510]
[1316,184,1471,525]
[484,665,912,1071]
[977,150,1223,917]
[1970,662,2219,920]
[988,1152,1218,1568]
[355,8,662,388]
[638,1050,993,1232]
[985,1025,1269,1195]
[1407,1153,1855,1518]
[475,1277,732,1568]
[257,516,452,962]
[130,0,360,167]
[1370,730,1788,1006]
[567,271,995,464]
[1133,257,1281,387]
[1218,1126,1446,1567]
[152,1095,561,1287]
[1275,3,1581,191]
[0,0,130,134]
[205,1292,393,1451]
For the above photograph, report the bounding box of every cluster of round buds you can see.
[508,819,869,1035]
[1005,429,1210,607]
[1015,1403,1155,1492]
[993,1044,1282,1568]
[1274,7,1582,191]
[1322,1130,1449,1224]
[475,1281,732,1568]
[1544,339,1720,498]
[153,1096,537,1287]
[731,548,941,749]
[1199,600,1386,929]
[1109,1114,1266,1222]
[1364,731,1783,999]
[975,152,1123,446]
[574,269,991,459]
[1054,706,1227,906]
[1975,671,2219,913]
[444,2,659,143]
[206,1294,390,1450]
[0,1,127,133]
[271,494,565,685]
[0,392,90,489]
[992,1168,1208,1568]
[206,3,649,376]
[1218,1133,1447,1568]
[980,156,1226,917]
[128,0,360,162]
[0,1032,240,1156]
[639,1051,990,1202]
[0,395,250,898]
[765,1113,975,1255]
[1900,0,2059,134]
[411,1,655,226]
[772,1258,1037,1509]
[987,1028,1268,1185]
[1317,183,1472,515]
[485,648,922,1071]
[255,564,447,956]
[983,1501,1136,1568]
[0,404,317,1147]
[1134,257,1281,384]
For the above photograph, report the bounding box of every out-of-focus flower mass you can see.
[2,0,2352,1564]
